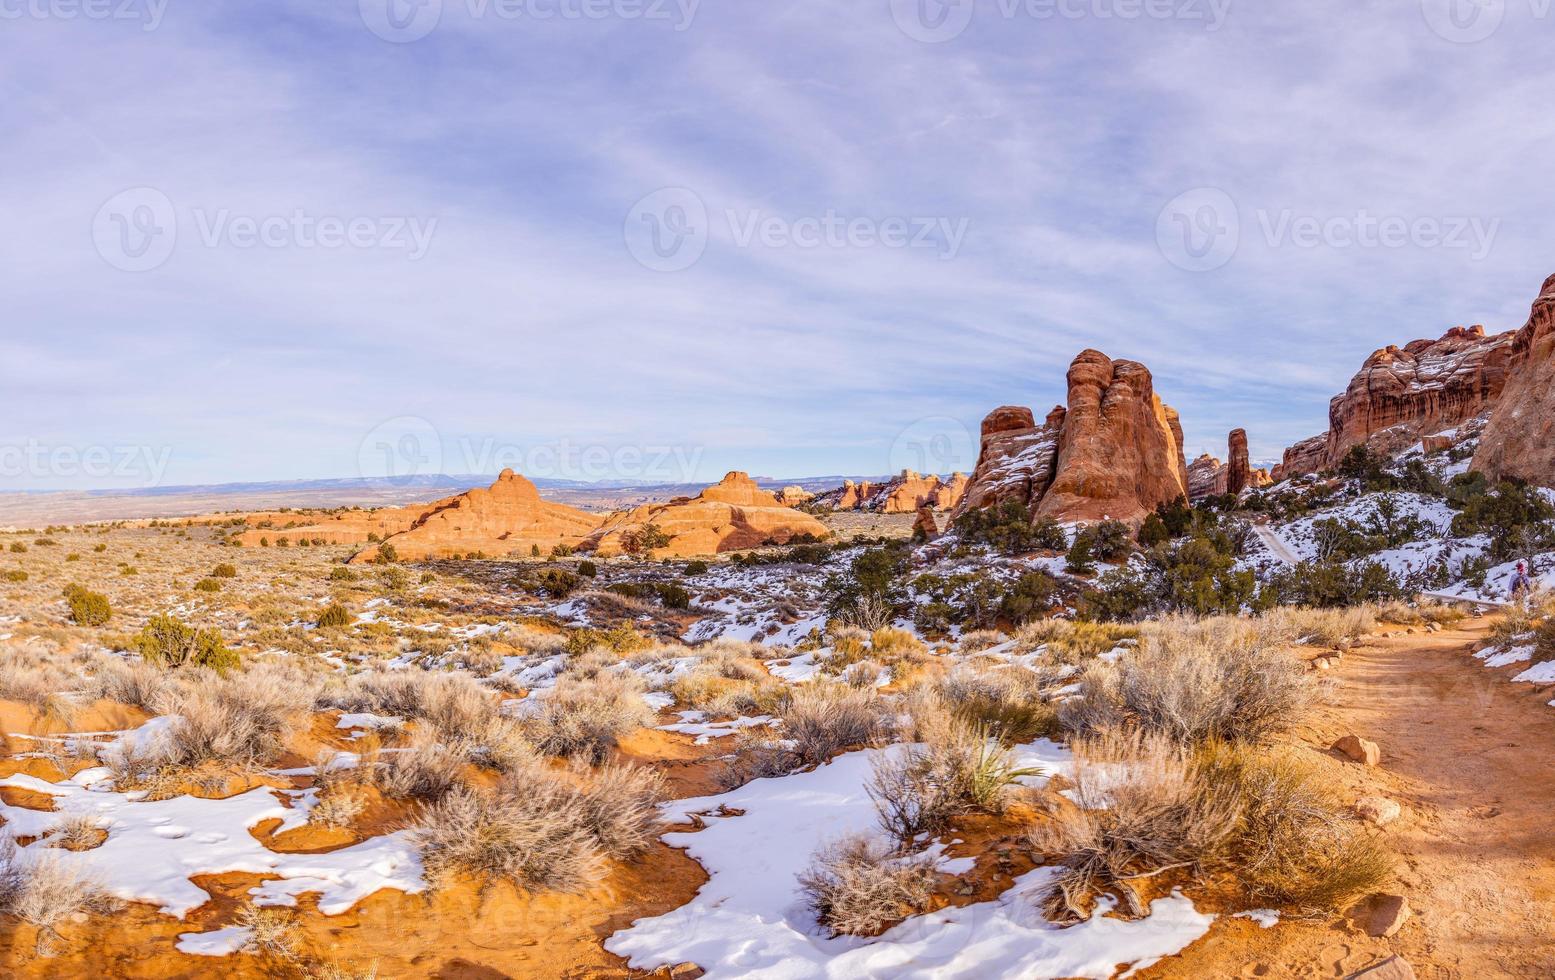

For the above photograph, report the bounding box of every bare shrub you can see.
[1027,732,1390,921]
[869,716,1040,846]
[152,667,319,767]
[0,839,118,951]
[409,782,605,893]
[936,666,1059,743]
[781,683,889,766]
[798,834,936,937]
[1062,619,1314,745]
[379,731,469,800]
[94,657,167,711]
[572,764,665,859]
[523,672,654,763]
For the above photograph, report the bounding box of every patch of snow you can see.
[175,925,254,956]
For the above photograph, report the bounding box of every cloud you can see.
[2,0,1551,487]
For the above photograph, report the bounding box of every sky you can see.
[3,0,1553,490]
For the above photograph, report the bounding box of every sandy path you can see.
[1147,617,1555,979]
[1255,524,1302,566]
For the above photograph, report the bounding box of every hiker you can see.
[1510,561,1534,599]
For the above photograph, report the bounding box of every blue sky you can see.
[3,0,1553,489]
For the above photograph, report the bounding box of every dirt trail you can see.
[1148,616,1555,979]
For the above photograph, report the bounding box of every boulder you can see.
[1333,735,1381,766]
[932,472,969,511]
[1473,273,1555,487]
[582,471,830,558]
[1362,894,1412,938]
[347,469,603,564]
[1355,796,1402,827]
[775,485,814,507]
[1347,956,1417,980]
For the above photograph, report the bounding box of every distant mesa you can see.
[581,471,830,558]
[952,349,1190,525]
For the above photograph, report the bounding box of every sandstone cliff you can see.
[582,471,830,558]
[1473,273,1555,487]
[820,471,968,513]
[1274,324,1515,479]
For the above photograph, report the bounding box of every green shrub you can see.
[132,615,238,670]
[93,543,107,553]
[193,578,223,593]
[211,563,237,579]
[952,500,1067,555]
[63,584,112,626]
[684,560,710,576]
[9,543,26,554]
[577,560,598,578]
[999,571,1061,625]
[317,603,353,628]
[329,566,358,582]
[3,569,26,583]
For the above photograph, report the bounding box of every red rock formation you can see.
[932,472,969,511]
[1275,324,1516,479]
[346,470,602,564]
[953,351,1189,525]
[775,485,814,507]
[1227,428,1251,496]
[912,504,939,541]
[879,471,944,514]
[1473,273,1555,487]
[822,471,968,513]
[1187,453,1227,502]
[950,406,1064,519]
[582,471,830,558]
[1035,352,1190,523]
[836,480,874,510]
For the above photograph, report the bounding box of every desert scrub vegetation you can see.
[63,583,112,626]
[780,681,890,766]
[408,763,663,894]
[0,840,118,955]
[131,614,238,671]
[1026,732,1390,920]
[798,833,937,937]
[522,671,655,763]
[316,602,353,628]
[1062,616,1315,745]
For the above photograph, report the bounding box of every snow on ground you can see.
[606,742,1213,980]
[1476,644,1535,668]
[1437,552,1555,603]
[176,924,255,956]
[656,712,775,744]
[0,768,424,918]
[1512,661,1555,684]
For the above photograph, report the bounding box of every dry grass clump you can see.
[93,656,167,711]
[780,682,890,766]
[1063,618,1314,745]
[869,708,1040,846]
[330,669,495,738]
[1370,599,1469,628]
[378,731,470,800]
[126,667,320,772]
[798,834,937,937]
[1015,619,1138,662]
[935,666,1059,744]
[0,838,119,952]
[1489,603,1539,648]
[522,671,655,763]
[408,762,664,894]
[309,749,375,827]
[1026,732,1390,921]
[1266,606,1375,648]
[955,629,1006,653]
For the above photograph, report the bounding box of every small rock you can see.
[1333,735,1381,766]
[1426,622,1441,632]
[1364,894,1412,938]
[1347,955,1417,980]
[1355,796,1402,826]
[1311,658,1332,671]
[669,963,706,980]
